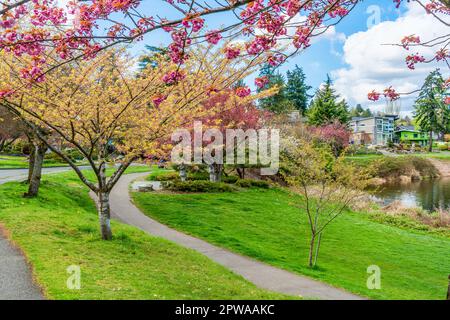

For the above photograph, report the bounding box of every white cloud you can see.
[331,2,449,116]
[256,14,346,54]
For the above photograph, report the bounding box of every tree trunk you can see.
[179,163,187,182]
[27,144,36,184]
[24,141,46,198]
[209,164,222,182]
[308,235,316,268]
[236,167,245,179]
[313,232,322,267]
[429,131,433,152]
[97,190,112,240]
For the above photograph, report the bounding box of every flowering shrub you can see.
[310,122,351,157]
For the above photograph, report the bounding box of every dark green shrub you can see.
[44,152,64,163]
[65,149,85,161]
[235,179,270,189]
[222,175,239,184]
[166,180,235,193]
[187,172,209,181]
[149,172,180,181]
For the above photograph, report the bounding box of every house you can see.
[394,126,429,146]
[349,115,397,146]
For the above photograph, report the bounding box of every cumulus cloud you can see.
[331,2,448,116]
[254,14,346,54]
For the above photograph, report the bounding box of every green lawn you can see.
[345,154,384,166]
[421,151,450,161]
[133,187,450,300]
[0,172,289,300]
[0,155,84,169]
[346,151,450,167]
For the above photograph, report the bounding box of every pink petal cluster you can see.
[384,87,400,101]
[235,86,251,98]
[405,54,426,69]
[293,26,311,49]
[255,76,269,89]
[224,46,241,60]
[162,71,186,85]
[246,36,276,55]
[401,35,421,49]
[152,94,167,107]
[206,31,222,45]
[267,54,285,67]
[368,90,381,102]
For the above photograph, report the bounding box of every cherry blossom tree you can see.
[368,0,450,102]
[0,44,272,239]
[199,89,273,181]
[0,0,359,91]
[0,105,24,152]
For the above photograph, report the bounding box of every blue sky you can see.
[285,0,405,91]
[124,0,446,114]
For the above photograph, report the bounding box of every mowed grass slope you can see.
[0,155,83,169]
[346,151,450,167]
[0,172,289,300]
[133,188,450,300]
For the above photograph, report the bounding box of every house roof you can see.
[395,125,422,133]
[350,114,398,122]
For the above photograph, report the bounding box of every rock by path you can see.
[106,172,366,300]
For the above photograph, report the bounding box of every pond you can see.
[372,178,450,212]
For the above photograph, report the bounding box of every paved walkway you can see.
[0,167,80,300]
[107,172,365,300]
[0,166,91,185]
[0,233,44,300]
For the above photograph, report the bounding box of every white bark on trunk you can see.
[209,164,222,182]
[179,163,187,182]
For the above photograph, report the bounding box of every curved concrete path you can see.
[108,172,365,300]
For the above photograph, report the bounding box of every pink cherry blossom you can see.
[255,76,269,89]
[235,86,251,98]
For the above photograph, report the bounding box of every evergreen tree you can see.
[414,69,450,151]
[307,75,350,125]
[350,104,373,118]
[361,108,373,117]
[286,65,312,115]
[139,45,168,70]
[257,64,293,114]
[233,79,246,88]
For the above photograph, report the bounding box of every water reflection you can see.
[372,178,450,211]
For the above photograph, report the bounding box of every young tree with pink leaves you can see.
[200,90,273,181]
[310,122,350,157]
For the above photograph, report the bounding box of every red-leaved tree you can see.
[310,122,350,157]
